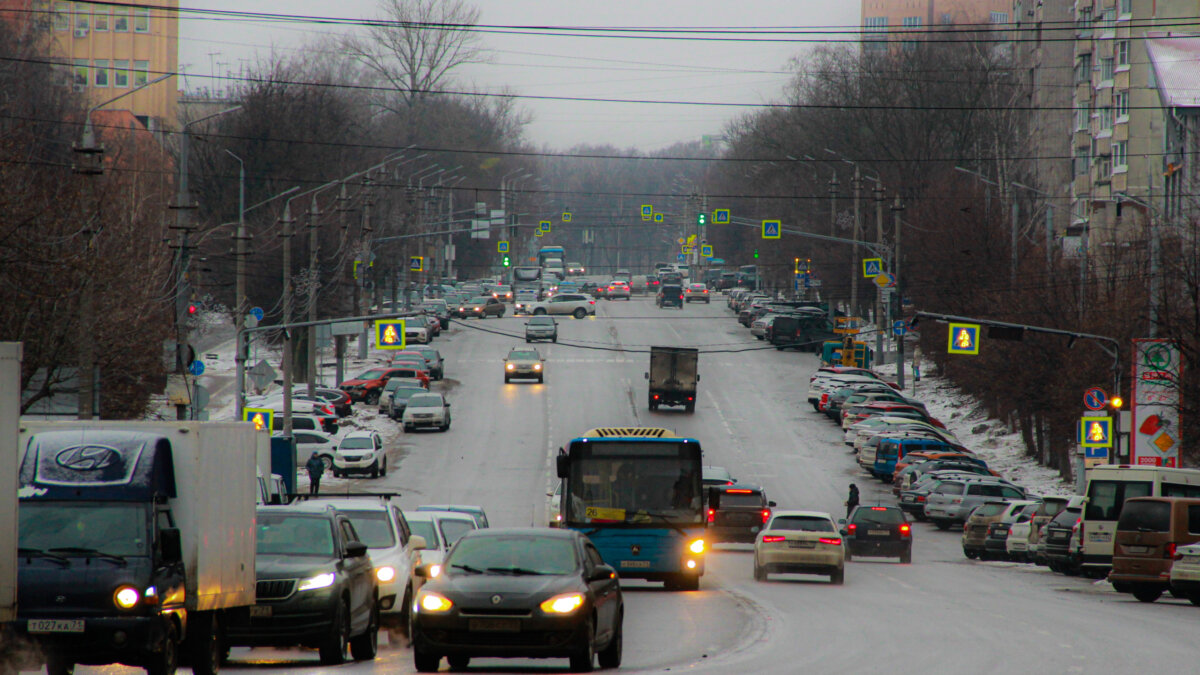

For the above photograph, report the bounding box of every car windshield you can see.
[468,296,491,304]
[1118,501,1172,532]
[356,369,387,380]
[408,394,443,409]
[446,534,579,576]
[256,513,335,556]
[19,502,149,557]
[339,510,396,548]
[853,507,906,525]
[394,387,426,402]
[509,351,539,360]
[407,520,441,549]
[439,519,475,547]
[529,317,554,325]
[769,516,835,532]
[340,437,375,450]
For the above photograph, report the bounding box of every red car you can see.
[339,366,428,404]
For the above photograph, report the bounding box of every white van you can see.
[1081,465,1200,573]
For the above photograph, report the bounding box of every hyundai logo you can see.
[55,444,121,472]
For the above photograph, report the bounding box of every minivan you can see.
[1108,496,1200,602]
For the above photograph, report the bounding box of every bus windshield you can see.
[565,446,702,526]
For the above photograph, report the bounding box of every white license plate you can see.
[1089,532,1112,543]
[469,618,520,633]
[1124,545,1149,554]
[250,605,272,618]
[788,540,816,548]
[28,619,84,633]
[868,530,890,536]
[620,560,651,568]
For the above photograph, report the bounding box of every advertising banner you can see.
[1132,339,1182,466]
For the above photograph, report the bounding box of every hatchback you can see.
[842,505,912,562]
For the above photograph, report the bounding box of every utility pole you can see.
[225,149,247,422]
[850,167,862,319]
[306,195,321,394]
[280,204,295,436]
[892,195,906,390]
[335,183,350,386]
[358,176,373,359]
[873,184,886,364]
[828,173,839,237]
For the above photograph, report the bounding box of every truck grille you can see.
[256,579,296,600]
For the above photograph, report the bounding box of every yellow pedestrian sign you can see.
[762,220,781,239]
[535,229,544,237]
[947,323,980,355]
[862,258,883,278]
[714,209,730,224]
[375,319,406,350]
[409,256,424,272]
[243,407,274,433]
[641,205,653,221]
[1080,416,1113,448]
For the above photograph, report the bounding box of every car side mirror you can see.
[345,541,369,558]
[414,562,441,579]
[837,518,847,526]
[644,372,649,380]
[556,453,570,478]
[588,564,617,582]
[409,535,427,552]
[160,527,183,564]
[768,500,777,508]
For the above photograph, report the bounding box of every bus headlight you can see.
[689,539,706,554]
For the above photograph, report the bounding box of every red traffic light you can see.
[187,304,198,315]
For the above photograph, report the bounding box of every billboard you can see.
[1132,339,1182,466]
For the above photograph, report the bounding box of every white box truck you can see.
[12,420,259,675]
[0,344,21,624]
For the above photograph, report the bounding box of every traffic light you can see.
[754,249,760,260]
[697,213,707,226]
[502,255,511,267]
[187,303,198,316]
[1110,396,1124,409]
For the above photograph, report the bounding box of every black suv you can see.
[657,284,684,309]
[227,504,380,665]
[706,485,775,543]
[842,505,913,562]
[1041,504,1082,574]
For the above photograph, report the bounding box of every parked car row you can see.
[724,287,839,351]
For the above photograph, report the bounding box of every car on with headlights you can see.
[401,392,451,432]
[841,505,912,562]
[706,485,775,544]
[566,261,586,275]
[528,293,595,318]
[226,503,379,665]
[303,495,426,644]
[684,283,710,303]
[525,315,559,342]
[333,430,387,478]
[410,528,623,673]
[491,284,514,301]
[753,511,845,584]
[458,296,506,319]
[402,510,480,609]
[504,347,545,383]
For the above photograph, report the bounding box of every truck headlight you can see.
[113,586,140,609]
[298,572,335,591]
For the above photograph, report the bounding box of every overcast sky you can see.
[180,1,861,151]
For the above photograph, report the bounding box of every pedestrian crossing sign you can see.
[535,229,544,237]
[862,258,882,278]
[947,323,980,355]
[498,241,509,253]
[701,244,713,257]
[1080,416,1113,448]
[562,212,572,222]
[682,245,693,254]
[642,205,653,221]
[714,209,730,224]
[375,319,406,350]
[409,256,424,272]
[243,407,273,433]
[653,213,664,223]
[762,220,781,239]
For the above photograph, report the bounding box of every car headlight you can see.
[418,591,453,613]
[689,538,706,554]
[506,363,515,371]
[376,566,396,583]
[113,586,140,609]
[533,364,542,371]
[539,592,584,615]
[297,572,336,591]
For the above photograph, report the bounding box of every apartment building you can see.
[861,0,1015,52]
[1,0,179,131]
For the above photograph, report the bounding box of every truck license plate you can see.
[469,618,520,633]
[250,606,273,618]
[27,619,84,633]
[620,560,651,568]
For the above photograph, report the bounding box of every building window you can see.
[52,1,68,30]
[990,11,1009,24]
[1075,54,1092,83]
[72,59,88,87]
[1116,40,1129,66]
[93,59,108,87]
[133,60,149,87]
[1075,104,1090,131]
[941,13,952,24]
[133,6,149,32]
[113,59,129,87]
[1097,106,1113,130]
[1074,150,1090,177]
[113,5,128,31]
[863,16,887,53]
[93,4,109,31]
[1113,141,1128,170]
[1096,155,1112,177]
[1119,0,1132,14]
[902,16,921,52]
[73,2,87,31]
[1115,91,1129,119]
[1099,57,1114,82]
[1077,5,1092,36]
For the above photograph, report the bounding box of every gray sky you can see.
[180,1,860,151]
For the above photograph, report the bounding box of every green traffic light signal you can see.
[502,255,511,267]
[697,213,707,226]
[754,249,759,259]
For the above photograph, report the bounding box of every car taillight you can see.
[706,508,715,524]
[847,523,857,534]
[762,535,785,543]
[1167,543,1179,560]
[899,524,911,537]
[653,394,659,400]
[762,509,771,524]
[870,507,887,511]
[819,537,842,546]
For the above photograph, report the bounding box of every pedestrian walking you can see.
[845,483,860,517]
[305,452,325,495]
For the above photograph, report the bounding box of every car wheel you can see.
[1188,593,1200,607]
[1132,586,1163,603]
[830,568,845,585]
[685,402,695,413]
[413,648,441,673]
[504,375,511,383]
[568,617,595,672]
[350,598,380,661]
[597,610,623,669]
[537,376,544,384]
[381,460,387,477]
[319,600,350,665]
[525,337,531,343]
[332,469,341,478]
[320,455,334,472]
[365,391,380,405]
[963,549,978,560]
[900,549,912,564]
[534,308,547,315]
[447,655,470,671]
[143,622,178,675]
[403,424,412,433]
[371,462,379,479]
[573,308,586,319]
[844,549,853,562]
[753,557,766,581]
[553,336,558,343]
[934,520,951,531]
[187,612,222,675]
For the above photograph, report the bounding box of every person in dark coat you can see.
[846,483,860,517]
[305,452,325,495]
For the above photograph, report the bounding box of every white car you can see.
[1170,542,1200,602]
[333,430,387,478]
[276,429,338,471]
[753,510,844,584]
[528,293,596,318]
[404,320,431,345]
[402,510,480,599]
[401,392,451,432]
[306,496,426,642]
[546,480,563,527]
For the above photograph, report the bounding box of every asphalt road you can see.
[72,292,1200,674]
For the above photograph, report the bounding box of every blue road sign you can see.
[862,258,883,277]
[250,306,264,322]
[653,213,664,223]
[947,323,980,355]
[641,205,653,220]
[540,221,552,232]
[188,360,205,376]
[700,244,713,257]
[893,320,908,336]
[497,241,509,253]
[714,209,730,224]
[1083,387,1108,411]
[762,220,781,239]
[1080,416,1113,448]
[677,253,686,262]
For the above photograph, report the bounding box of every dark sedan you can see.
[842,505,912,562]
[226,504,379,665]
[411,528,623,673]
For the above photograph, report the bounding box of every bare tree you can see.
[343,0,487,113]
